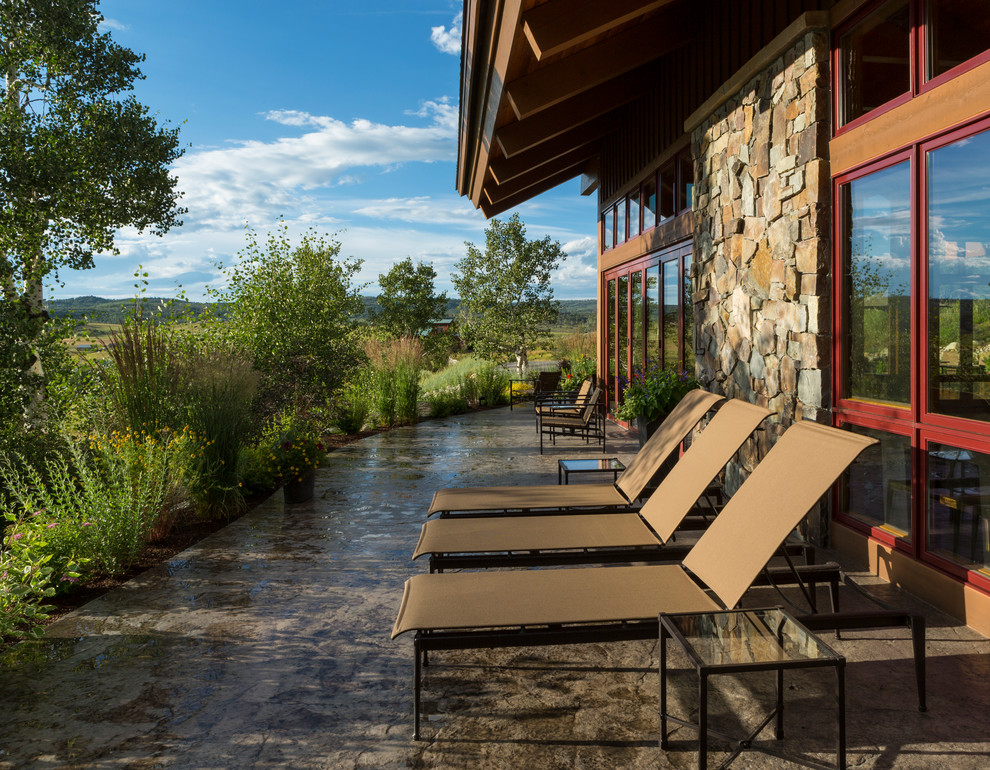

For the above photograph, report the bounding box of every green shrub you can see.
[0,430,184,578]
[0,522,63,640]
[395,362,421,424]
[423,386,468,418]
[364,337,423,427]
[332,382,370,434]
[474,362,510,406]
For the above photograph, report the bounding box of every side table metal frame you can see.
[659,608,846,770]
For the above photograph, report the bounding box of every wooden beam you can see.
[481,162,588,217]
[506,4,693,120]
[486,144,598,202]
[523,0,678,60]
[464,0,525,208]
[490,116,614,185]
[495,64,655,158]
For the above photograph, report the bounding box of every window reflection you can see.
[643,177,657,231]
[628,193,641,238]
[839,0,910,125]
[927,0,990,81]
[603,207,614,251]
[607,278,616,412]
[927,127,990,423]
[841,161,912,406]
[631,271,643,374]
[659,161,675,221]
[663,261,679,370]
[928,442,990,572]
[683,252,693,361]
[842,426,912,538]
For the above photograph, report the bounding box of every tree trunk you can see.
[515,348,528,373]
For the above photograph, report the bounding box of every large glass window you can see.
[842,425,913,538]
[927,129,990,423]
[927,442,990,573]
[603,244,693,418]
[663,260,680,369]
[838,0,911,126]
[607,278,616,412]
[683,252,693,360]
[643,176,657,232]
[841,161,912,407]
[603,207,614,251]
[678,155,694,213]
[628,192,641,239]
[926,0,990,82]
[659,161,676,222]
[631,271,643,375]
[646,264,660,369]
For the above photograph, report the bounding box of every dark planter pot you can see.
[283,471,316,504]
[633,415,663,448]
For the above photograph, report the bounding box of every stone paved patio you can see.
[1,405,989,768]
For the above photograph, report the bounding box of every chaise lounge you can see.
[392,421,927,740]
[428,388,723,516]
[415,398,771,571]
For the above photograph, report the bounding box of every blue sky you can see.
[52,0,598,302]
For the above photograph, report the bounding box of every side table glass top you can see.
[558,458,626,473]
[662,608,841,668]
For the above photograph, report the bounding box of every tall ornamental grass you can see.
[364,337,424,427]
[180,346,258,518]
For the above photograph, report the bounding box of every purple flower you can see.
[47,522,57,529]
[12,533,23,541]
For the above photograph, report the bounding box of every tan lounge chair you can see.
[427,388,723,516]
[415,399,771,571]
[392,422,926,739]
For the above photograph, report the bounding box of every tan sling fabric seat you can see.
[427,388,723,515]
[392,422,928,742]
[534,378,592,418]
[394,422,876,638]
[413,399,771,565]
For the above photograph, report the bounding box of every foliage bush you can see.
[460,361,510,406]
[331,382,370,435]
[422,386,468,418]
[202,222,366,416]
[560,354,596,391]
[0,522,62,640]
[0,430,184,579]
[614,366,699,422]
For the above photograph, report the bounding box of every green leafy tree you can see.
[203,223,366,413]
[0,0,185,424]
[373,257,448,338]
[453,213,565,371]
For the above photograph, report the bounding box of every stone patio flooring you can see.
[1,405,989,768]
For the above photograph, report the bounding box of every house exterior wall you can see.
[691,24,830,500]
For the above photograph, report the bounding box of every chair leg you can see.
[414,637,422,740]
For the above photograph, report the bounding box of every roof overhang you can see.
[456,0,691,217]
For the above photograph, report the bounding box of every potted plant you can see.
[270,426,326,504]
[614,366,699,447]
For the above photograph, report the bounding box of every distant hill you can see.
[47,296,597,330]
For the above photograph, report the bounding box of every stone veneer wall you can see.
[690,26,831,524]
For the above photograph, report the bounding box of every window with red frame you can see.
[836,0,990,131]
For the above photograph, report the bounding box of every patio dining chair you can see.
[533,378,593,428]
[393,421,927,740]
[416,399,771,571]
[427,389,724,516]
[537,387,605,453]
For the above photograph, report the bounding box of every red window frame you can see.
[833,114,990,592]
[833,0,990,137]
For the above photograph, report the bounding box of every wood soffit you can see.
[459,0,692,214]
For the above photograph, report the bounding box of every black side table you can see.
[660,607,846,769]
[557,457,625,484]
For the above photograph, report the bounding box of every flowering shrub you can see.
[0,523,62,640]
[615,366,699,422]
[560,354,596,391]
[264,414,326,484]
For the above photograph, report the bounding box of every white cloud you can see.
[98,17,128,32]
[352,196,482,226]
[430,13,462,55]
[171,107,457,231]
